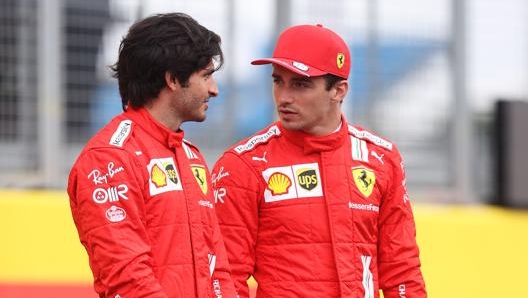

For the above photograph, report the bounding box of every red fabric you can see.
[251,24,351,79]
[212,118,426,298]
[68,108,237,298]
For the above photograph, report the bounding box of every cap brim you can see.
[251,58,327,77]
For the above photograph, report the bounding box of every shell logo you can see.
[151,164,167,188]
[267,172,292,195]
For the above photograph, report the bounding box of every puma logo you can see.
[371,151,384,164]
[252,152,268,163]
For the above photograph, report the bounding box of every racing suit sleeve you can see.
[67,148,168,298]
[212,152,261,298]
[377,145,427,298]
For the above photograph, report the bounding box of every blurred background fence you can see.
[1,0,528,204]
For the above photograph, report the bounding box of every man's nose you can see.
[209,79,219,97]
[276,87,294,104]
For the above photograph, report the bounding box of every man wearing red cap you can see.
[212,24,427,298]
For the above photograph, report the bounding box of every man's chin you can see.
[185,115,206,123]
[280,120,302,131]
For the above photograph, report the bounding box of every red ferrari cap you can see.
[251,24,350,79]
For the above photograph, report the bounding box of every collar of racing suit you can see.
[125,107,185,149]
[279,115,348,154]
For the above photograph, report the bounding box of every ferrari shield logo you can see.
[191,165,208,194]
[352,167,376,197]
[336,53,345,69]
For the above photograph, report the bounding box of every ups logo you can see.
[296,169,318,191]
[165,163,179,184]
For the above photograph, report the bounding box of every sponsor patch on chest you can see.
[352,166,376,198]
[147,157,183,195]
[191,164,208,194]
[262,163,322,202]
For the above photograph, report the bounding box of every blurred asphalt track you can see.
[1,190,527,298]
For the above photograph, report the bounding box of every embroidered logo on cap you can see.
[337,53,345,69]
[292,61,309,71]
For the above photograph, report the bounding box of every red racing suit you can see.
[68,108,238,298]
[212,117,426,298]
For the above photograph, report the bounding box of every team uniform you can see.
[68,108,237,298]
[212,117,426,298]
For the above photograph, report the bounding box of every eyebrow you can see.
[291,77,312,83]
[271,73,313,83]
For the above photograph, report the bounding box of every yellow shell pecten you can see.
[151,164,167,187]
[267,172,292,195]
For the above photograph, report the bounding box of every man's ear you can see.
[165,71,179,90]
[332,80,349,103]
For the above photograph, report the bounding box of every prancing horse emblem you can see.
[352,167,376,197]
[191,165,207,194]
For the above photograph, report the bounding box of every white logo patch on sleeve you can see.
[106,205,126,222]
[109,120,132,147]
[234,125,280,154]
[348,125,392,151]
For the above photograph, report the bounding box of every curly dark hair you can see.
[110,13,224,110]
